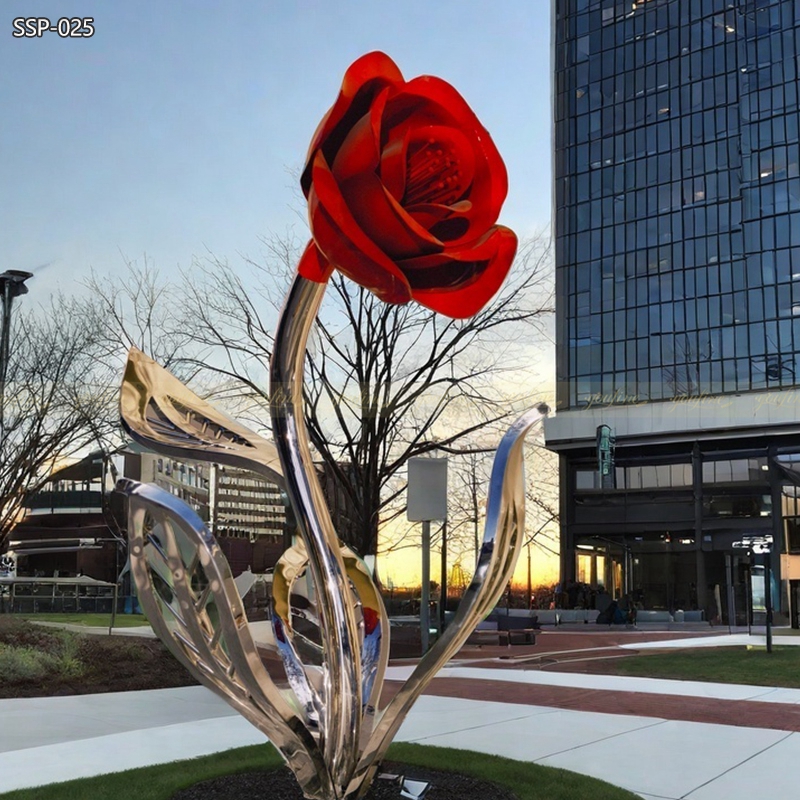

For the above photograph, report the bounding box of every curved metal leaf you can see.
[118,478,333,799]
[347,404,549,796]
[270,542,390,749]
[120,347,284,486]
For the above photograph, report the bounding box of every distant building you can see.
[316,460,361,550]
[5,446,291,585]
[4,443,362,599]
[129,448,288,575]
[5,451,123,584]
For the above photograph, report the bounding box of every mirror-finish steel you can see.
[120,347,284,486]
[118,477,331,798]
[270,277,363,792]
[118,275,548,799]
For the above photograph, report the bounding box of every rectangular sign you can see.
[407,457,448,521]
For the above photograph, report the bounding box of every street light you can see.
[733,534,773,653]
[0,270,33,455]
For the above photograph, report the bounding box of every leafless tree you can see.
[95,232,554,558]
[446,449,492,563]
[85,257,199,380]
[523,444,561,562]
[0,296,119,547]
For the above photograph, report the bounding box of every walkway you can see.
[1,630,799,799]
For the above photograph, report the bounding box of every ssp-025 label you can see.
[12,17,95,38]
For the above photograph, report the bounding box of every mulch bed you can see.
[0,617,197,698]
[171,762,519,800]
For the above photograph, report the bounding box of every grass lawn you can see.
[0,742,640,800]
[16,613,149,628]
[607,645,800,687]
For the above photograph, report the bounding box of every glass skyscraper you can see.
[545,0,800,624]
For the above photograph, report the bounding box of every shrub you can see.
[0,644,51,681]
[0,623,85,682]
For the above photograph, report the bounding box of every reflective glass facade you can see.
[554,0,800,409]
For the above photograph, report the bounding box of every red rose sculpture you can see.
[299,51,517,319]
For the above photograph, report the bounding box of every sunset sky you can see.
[3,1,558,585]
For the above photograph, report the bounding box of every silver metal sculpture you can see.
[119,330,547,799]
[117,47,547,800]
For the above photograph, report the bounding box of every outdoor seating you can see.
[496,613,539,645]
[635,610,673,624]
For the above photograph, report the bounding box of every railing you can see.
[5,595,115,614]
[25,490,103,513]
[0,582,116,614]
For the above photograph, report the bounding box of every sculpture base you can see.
[171,762,519,800]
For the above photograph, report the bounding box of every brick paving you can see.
[386,628,800,733]
[411,677,800,732]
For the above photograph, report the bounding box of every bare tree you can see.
[97,232,554,558]
[0,296,119,546]
[85,257,199,380]
[523,444,561,562]
[446,450,492,563]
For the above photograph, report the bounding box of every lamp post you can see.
[733,534,773,653]
[439,518,448,633]
[0,270,33,457]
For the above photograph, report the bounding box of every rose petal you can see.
[308,152,412,304]
[409,200,476,241]
[400,226,504,287]
[384,77,508,244]
[407,200,472,229]
[379,128,411,202]
[301,53,404,195]
[296,240,334,284]
[331,87,390,183]
[404,75,496,130]
[310,193,412,305]
[402,226,518,318]
[339,171,442,260]
[382,98,455,144]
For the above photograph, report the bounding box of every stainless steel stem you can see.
[269,273,363,792]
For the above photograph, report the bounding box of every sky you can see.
[2,1,552,291]
[2,0,557,585]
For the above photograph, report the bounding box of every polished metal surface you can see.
[118,477,331,798]
[118,276,548,799]
[120,347,284,486]
[270,276,364,792]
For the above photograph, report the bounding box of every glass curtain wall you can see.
[554,0,800,409]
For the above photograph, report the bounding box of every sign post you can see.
[407,457,448,653]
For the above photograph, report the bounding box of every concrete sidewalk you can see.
[2,634,800,799]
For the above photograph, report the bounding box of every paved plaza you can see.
[1,629,799,799]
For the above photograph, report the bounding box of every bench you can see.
[533,609,594,625]
[496,613,538,645]
[635,610,673,624]
[466,620,499,646]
